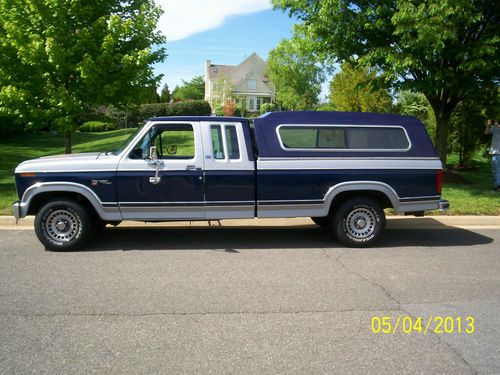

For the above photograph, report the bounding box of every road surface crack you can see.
[323,248,476,374]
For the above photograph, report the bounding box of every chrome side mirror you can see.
[148,146,158,161]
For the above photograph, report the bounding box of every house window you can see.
[247,79,257,90]
[212,82,217,90]
[257,98,262,111]
[247,97,256,111]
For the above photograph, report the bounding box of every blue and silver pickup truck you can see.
[13,111,448,250]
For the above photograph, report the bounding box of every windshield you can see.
[112,127,143,155]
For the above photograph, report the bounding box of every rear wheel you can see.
[35,199,91,251]
[333,197,385,248]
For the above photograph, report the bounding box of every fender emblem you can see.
[91,179,112,186]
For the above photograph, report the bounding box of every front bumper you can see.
[12,201,28,221]
[438,200,450,211]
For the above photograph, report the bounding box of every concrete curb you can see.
[1,215,499,230]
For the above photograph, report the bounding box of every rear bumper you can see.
[438,200,450,211]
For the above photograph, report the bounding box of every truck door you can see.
[116,122,205,220]
[201,121,255,219]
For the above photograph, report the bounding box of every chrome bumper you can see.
[12,201,28,221]
[438,200,450,211]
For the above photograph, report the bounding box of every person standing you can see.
[485,119,500,192]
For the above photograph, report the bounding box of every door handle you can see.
[185,165,202,171]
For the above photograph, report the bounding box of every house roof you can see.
[207,52,271,85]
[206,64,235,80]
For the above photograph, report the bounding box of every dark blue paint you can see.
[257,169,438,201]
[15,172,117,202]
[254,111,437,158]
[204,170,255,203]
[116,170,203,203]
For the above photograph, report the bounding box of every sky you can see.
[152,0,299,94]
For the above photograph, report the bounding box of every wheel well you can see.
[27,191,98,218]
[328,190,393,215]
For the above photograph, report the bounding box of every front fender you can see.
[13,182,121,221]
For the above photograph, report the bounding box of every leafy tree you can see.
[273,0,499,164]
[268,38,323,110]
[396,90,436,140]
[330,62,392,113]
[138,85,161,104]
[449,88,499,167]
[396,91,430,123]
[0,0,166,153]
[160,83,171,103]
[172,76,205,101]
[210,74,233,109]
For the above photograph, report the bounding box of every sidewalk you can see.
[1,215,499,230]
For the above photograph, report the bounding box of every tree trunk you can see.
[64,132,72,154]
[434,111,452,166]
[429,97,457,167]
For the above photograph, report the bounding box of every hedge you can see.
[132,100,211,125]
[80,121,117,132]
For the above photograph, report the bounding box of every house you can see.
[204,52,275,114]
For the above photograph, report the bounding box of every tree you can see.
[273,0,499,164]
[330,62,392,113]
[0,0,166,153]
[396,91,430,123]
[449,88,499,167]
[160,83,171,103]
[172,76,205,101]
[268,38,323,110]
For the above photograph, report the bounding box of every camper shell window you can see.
[277,125,411,151]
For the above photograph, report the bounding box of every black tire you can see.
[311,216,333,228]
[333,197,385,248]
[34,199,92,251]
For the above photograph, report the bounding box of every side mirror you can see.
[148,145,158,161]
[166,144,177,156]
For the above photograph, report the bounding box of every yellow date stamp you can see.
[371,316,475,334]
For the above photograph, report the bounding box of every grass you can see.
[439,154,500,215]
[0,131,498,215]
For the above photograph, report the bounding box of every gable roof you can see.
[206,52,271,85]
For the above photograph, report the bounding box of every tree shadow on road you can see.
[81,224,494,252]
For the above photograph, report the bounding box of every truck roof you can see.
[148,116,249,124]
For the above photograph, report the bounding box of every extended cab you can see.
[13,111,449,250]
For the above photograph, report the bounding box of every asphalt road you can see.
[0,226,499,374]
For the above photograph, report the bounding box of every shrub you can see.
[233,105,247,117]
[80,121,117,132]
[136,100,212,123]
[260,102,276,114]
[214,104,224,116]
[0,115,22,138]
[222,99,236,117]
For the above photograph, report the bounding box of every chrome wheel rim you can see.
[345,208,376,239]
[44,209,80,242]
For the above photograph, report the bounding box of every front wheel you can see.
[35,199,92,251]
[333,197,385,248]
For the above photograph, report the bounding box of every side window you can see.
[129,124,195,160]
[211,125,225,159]
[155,124,195,159]
[225,126,240,159]
[210,124,241,161]
[278,126,409,151]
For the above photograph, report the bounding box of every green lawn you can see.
[0,131,499,215]
[440,154,500,215]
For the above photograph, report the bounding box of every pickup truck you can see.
[13,111,449,250]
